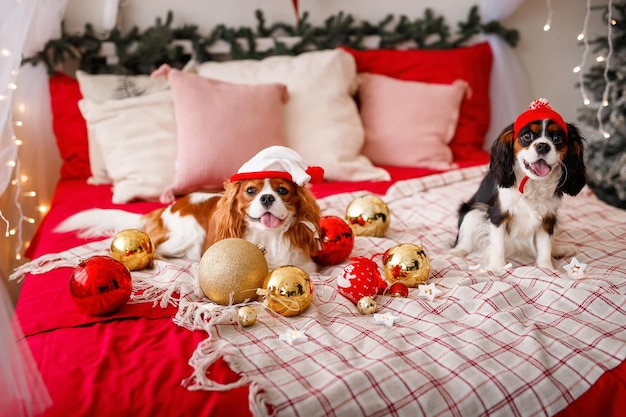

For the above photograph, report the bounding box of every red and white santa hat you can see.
[230,145,324,186]
[513,98,568,139]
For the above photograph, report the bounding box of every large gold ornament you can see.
[110,229,154,271]
[382,243,430,287]
[197,238,268,305]
[260,265,313,317]
[345,194,390,237]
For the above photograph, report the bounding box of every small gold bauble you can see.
[110,229,154,271]
[345,194,390,237]
[236,306,258,327]
[356,296,377,315]
[261,265,313,317]
[382,243,430,287]
[198,238,269,305]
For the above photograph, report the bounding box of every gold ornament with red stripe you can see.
[382,243,430,287]
[345,194,390,237]
[259,265,313,317]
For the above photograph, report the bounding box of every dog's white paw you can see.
[552,244,577,259]
[448,247,468,258]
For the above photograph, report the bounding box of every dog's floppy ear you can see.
[212,181,247,242]
[490,123,516,188]
[558,123,587,196]
[286,186,322,257]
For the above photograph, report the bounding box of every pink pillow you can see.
[359,73,468,170]
[342,43,493,162]
[155,66,289,203]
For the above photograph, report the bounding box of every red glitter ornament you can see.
[313,216,355,266]
[70,255,132,316]
[336,256,386,304]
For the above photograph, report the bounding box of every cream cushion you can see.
[195,49,390,182]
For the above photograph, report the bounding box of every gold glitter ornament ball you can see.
[198,238,269,305]
[261,265,313,317]
[110,229,154,271]
[345,194,390,237]
[382,243,430,287]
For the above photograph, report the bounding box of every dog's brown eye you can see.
[552,134,562,144]
[246,187,257,195]
[277,186,289,195]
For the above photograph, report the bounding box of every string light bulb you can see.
[543,0,553,31]
[596,0,614,137]
[575,0,592,108]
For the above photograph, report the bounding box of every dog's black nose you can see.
[260,194,275,208]
[535,142,550,155]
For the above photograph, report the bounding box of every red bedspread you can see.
[13,160,626,417]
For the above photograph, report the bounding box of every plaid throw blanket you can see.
[13,165,626,417]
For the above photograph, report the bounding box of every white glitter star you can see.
[417,283,442,302]
[279,329,308,345]
[563,257,587,279]
[373,312,400,328]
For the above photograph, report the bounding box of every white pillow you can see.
[78,90,177,204]
[76,70,171,185]
[195,49,390,182]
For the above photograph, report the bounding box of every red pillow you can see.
[49,72,91,179]
[342,42,493,162]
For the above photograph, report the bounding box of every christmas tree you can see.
[578,2,626,209]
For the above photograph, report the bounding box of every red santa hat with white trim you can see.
[230,145,324,186]
[513,98,568,139]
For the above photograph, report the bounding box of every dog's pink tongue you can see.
[531,160,551,177]
[261,213,281,228]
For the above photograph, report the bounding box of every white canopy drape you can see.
[1,0,68,282]
[481,0,531,148]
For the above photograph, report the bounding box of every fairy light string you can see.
[597,0,615,138]
[544,0,553,31]
[1,49,40,266]
[574,0,592,106]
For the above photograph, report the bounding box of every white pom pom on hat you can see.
[230,146,324,186]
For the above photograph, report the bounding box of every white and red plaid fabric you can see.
[14,165,626,416]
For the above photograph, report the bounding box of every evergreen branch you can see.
[23,9,519,75]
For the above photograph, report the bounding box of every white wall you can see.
[504,0,608,129]
[64,0,609,126]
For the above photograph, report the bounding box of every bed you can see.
[8,7,626,417]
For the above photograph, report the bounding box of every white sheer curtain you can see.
[480,0,531,149]
[1,0,67,283]
[1,0,67,415]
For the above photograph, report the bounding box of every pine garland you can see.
[23,7,518,76]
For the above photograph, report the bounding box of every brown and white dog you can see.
[451,99,586,270]
[56,146,324,273]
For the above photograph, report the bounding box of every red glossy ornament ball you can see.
[70,255,132,316]
[387,282,409,298]
[313,216,355,266]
